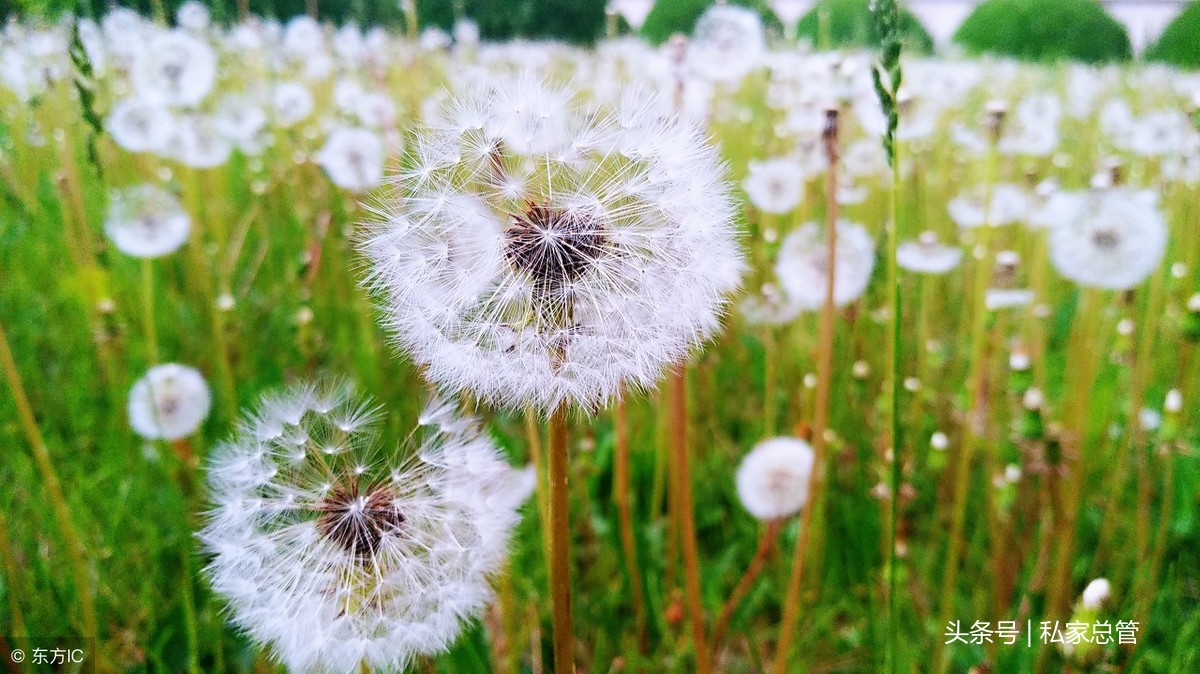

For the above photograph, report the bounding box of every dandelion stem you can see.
[711,519,782,652]
[613,396,649,652]
[1045,290,1105,619]
[667,367,711,674]
[0,318,97,649]
[773,108,840,674]
[143,259,158,365]
[763,327,778,436]
[1137,445,1176,631]
[547,405,575,674]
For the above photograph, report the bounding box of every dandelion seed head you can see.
[317,126,385,193]
[743,157,805,214]
[930,431,949,451]
[775,221,875,311]
[735,437,814,521]
[897,231,962,275]
[1081,578,1111,609]
[104,183,191,258]
[129,29,216,107]
[361,78,743,413]
[107,98,176,154]
[688,4,765,83]
[128,363,211,441]
[201,384,525,673]
[1049,188,1167,291]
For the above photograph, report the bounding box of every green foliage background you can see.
[7,0,1188,66]
[953,0,1133,64]
[1146,0,1200,69]
[793,0,933,54]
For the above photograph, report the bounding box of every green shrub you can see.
[792,0,933,54]
[954,0,1131,64]
[1146,1,1200,69]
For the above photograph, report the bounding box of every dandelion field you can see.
[1,4,1199,674]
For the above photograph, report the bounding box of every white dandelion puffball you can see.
[200,384,523,674]
[272,81,315,128]
[360,78,744,413]
[1048,188,1167,291]
[736,437,815,520]
[947,183,1028,228]
[688,4,766,83]
[1081,578,1111,610]
[897,231,962,275]
[743,158,805,214]
[107,98,175,154]
[129,30,217,107]
[317,126,385,193]
[128,364,211,441]
[984,288,1034,311]
[776,221,876,310]
[105,184,191,258]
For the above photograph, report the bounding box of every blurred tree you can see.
[444,0,606,44]
[954,0,1131,64]
[793,0,933,54]
[640,0,781,45]
[1145,0,1200,69]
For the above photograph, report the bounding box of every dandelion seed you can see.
[128,364,211,441]
[200,384,525,673]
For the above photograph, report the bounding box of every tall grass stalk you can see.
[0,509,28,641]
[182,169,237,421]
[772,107,840,674]
[869,1,904,666]
[0,318,98,650]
